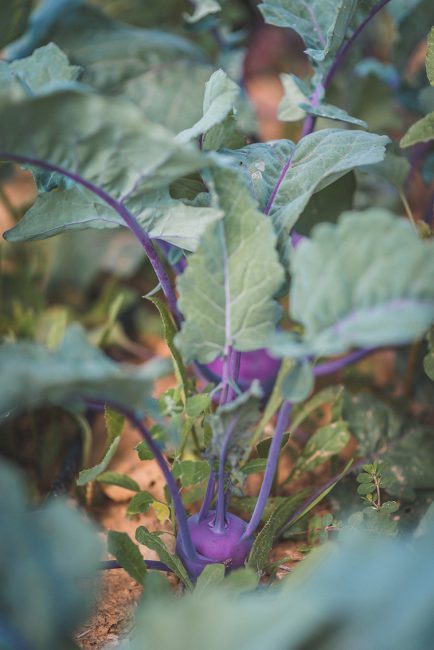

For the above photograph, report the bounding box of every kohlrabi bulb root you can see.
[176,511,253,579]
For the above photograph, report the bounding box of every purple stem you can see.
[100,559,172,572]
[313,348,375,377]
[264,154,294,216]
[266,0,392,216]
[0,152,181,327]
[214,414,241,532]
[324,0,392,89]
[300,83,324,138]
[242,400,292,539]
[198,470,216,522]
[85,400,198,562]
[303,0,392,138]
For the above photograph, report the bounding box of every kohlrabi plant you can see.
[0,0,433,589]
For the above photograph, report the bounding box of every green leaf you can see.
[362,152,410,190]
[247,492,308,572]
[270,210,434,358]
[240,458,268,475]
[123,61,215,134]
[380,501,399,514]
[0,459,101,650]
[207,382,262,469]
[257,385,344,457]
[176,167,284,363]
[284,459,353,531]
[6,185,222,251]
[148,296,189,400]
[344,392,434,501]
[427,26,434,86]
[184,0,222,23]
[357,482,376,495]
[222,140,295,212]
[185,394,212,417]
[9,43,82,95]
[0,90,207,209]
[0,0,34,50]
[251,358,292,445]
[136,441,154,461]
[176,69,240,143]
[400,112,434,147]
[172,460,210,487]
[96,472,140,492]
[127,491,154,515]
[294,421,350,474]
[343,391,401,456]
[302,101,367,128]
[0,324,163,416]
[295,172,355,236]
[194,564,226,594]
[135,526,193,589]
[107,531,147,586]
[104,406,125,447]
[120,524,434,650]
[280,360,314,403]
[77,436,120,486]
[268,129,389,240]
[258,0,358,65]
[278,73,307,121]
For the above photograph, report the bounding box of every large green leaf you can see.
[122,61,215,134]
[269,210,434,358]
[0,324,167,415]
[5,185,222,252]
[176,69,240,143]
[176,168,284,363]
[295,172,355,236]
[258,0,358,65]
[0,90,207,204]
[6,1,202,88]
[0,459,101,650]
[268,129,389,240]
[121,527,434,650]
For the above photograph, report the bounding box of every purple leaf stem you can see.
[303,0,392,137]
[100,559,172,572]
[0,152,181,327]
[226,349,241,402]
[313,348,375,377]
[242,400,292,539]
[198,471,216,522]
[84,399,198,562]
[214,413,242,532]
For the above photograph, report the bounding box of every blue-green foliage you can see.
[0,460,101,649]
[121,526,434,650]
